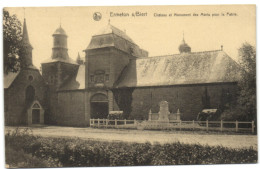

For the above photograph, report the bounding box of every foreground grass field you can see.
[5,128,258,167]
[5,126,258,150]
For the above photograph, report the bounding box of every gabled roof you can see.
[4,71,20,89]
[116,50,242,88]
[59,65,85,91]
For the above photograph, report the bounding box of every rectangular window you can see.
[49,75,55,85]
[90,75,94,82]
[105,74,109,81]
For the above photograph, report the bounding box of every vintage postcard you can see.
[3,5,257,167]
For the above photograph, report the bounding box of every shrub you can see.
[5,128,258,167]
[5,146,50,168]
[221,106,251,121]
[5,127,38,153]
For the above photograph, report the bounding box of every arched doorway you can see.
[32,103,41,124]
[90,93,108,119]
[27,100,44,125]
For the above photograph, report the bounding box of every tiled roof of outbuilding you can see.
[115,50,242,88]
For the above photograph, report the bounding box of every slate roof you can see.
[22,19,33,48]
[42,57,77,65]
[86,24,148,58]
[4,71,20,89]
[94,24,134,43]
[53,26,67,36]
[59,65,85,91]
[115,50,242,88]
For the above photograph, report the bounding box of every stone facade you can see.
[4,68,48,125]
[4,21,241,127]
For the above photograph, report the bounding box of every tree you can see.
[237,43,256,121]
[3,9,22,74]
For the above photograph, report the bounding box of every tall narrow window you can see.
[202,87,210,109]
[25,85,35,105]
[49,75,55,84]
[90,75,94,82]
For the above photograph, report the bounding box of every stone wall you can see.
[57,90,86,126]
[55,89,120,127]
[116,82,237,121]
[42,61,79,125]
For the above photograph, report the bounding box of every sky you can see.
[5,5,256,69]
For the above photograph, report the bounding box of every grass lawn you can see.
[5,126,257,150]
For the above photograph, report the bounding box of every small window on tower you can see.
[105,74,109,81]
[90,75,94,82]
[49,75,55,84]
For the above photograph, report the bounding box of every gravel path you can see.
[5,126,257,150]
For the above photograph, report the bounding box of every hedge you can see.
[5,128,257,167]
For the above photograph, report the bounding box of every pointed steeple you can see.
[76,52,83,65]
[22,19,33,48]
[77,52,80,60]
[19,18,35,69]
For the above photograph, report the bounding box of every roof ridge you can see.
[137,49,223,60]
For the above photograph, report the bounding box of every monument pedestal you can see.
[158,101,170,122]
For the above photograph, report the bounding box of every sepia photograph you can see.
[2,4,257,168]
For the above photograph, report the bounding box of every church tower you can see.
[19,19,36,69]
[41,25,78,125]
[51,26,69,60]
[41,25,78,89]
